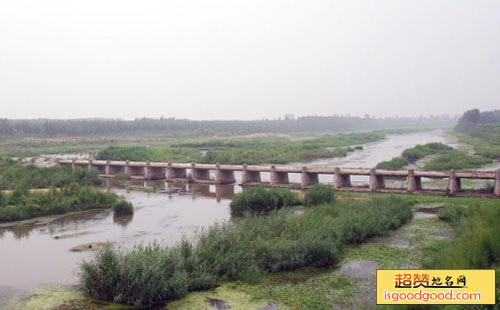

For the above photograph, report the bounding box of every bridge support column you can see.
[301,166,319,188]
[494,170,500,197]
[105,160,111,176]
[88,159,93,171]
[407,169,422,192]
[334,167,351,189]
[242,164,261,185]
[270,165,289,186]
[125,160,130,175]
[191,163,211,183]
[216,163,235,184]
[449,169,461,196]
[144,161,151,180]
[71,159,76,171]
[369,169,385,191]
[167,162,187,181]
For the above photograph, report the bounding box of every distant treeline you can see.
[454,109,500,159]
[454,109,500,134]
[0,115,457,137]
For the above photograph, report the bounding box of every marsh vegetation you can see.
[376,142,491,170]
[0,160,102,190]
[95,132,386,164]
[79,189,413,306]
[0,183,121,222]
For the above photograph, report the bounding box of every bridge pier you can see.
[215,163,236,184]
[270,165,289,186]
[369,169,385,191]
[407,169,422,192]
[71,159,76,171]
[242,164,261,185]
[167,162,188,181]
[88,159,93,171]
[449,169,461,196]
[334,167,351,189]
[301,166,319,188]
[191,163,212,183]
[105,160,111,176]
[144,161,150,180]
[494,170,500,197]
[124,160,130,175]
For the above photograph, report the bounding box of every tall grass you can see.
[230,186,300,216]
[0,183,121,222]
[80,196,413,306]
[0,160,102,190]
[304,184,335,206]
[423,149,491,170]
[392,203,500,309]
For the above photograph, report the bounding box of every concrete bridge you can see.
[58,159,500,197]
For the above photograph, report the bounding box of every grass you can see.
[79,195,413,306]
[0,183,122,222]
[304,184,335,206]
[423,149,491,170]
[376,143,452,170]
[229,186,300,216]
[0,160,102,190]
[112,200,134,215]
[455,123,500,160]
[246,268,354,310]
[376,142,492,170]
[95,132,385,165]
[379,199,500,309]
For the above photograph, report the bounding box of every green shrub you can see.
[437,204,465,223]
[0,162,102,190]
[0,183,121,222]
[230,186,299,216]
[80,195,413,306]
[112,200,134,215]
[80,243,189,306]
[429,203,500,271]
[423,150,491,170]
[376,157,409,170]
[304,184,334,206]
[376,143,453,170]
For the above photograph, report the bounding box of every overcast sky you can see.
[0,1,499,120]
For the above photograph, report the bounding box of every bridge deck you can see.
[59,159,497,180]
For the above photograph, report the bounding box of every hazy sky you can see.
[1,1,499,120]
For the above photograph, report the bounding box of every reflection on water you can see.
[113,213,134,229]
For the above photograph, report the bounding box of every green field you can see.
[95,131,386,164]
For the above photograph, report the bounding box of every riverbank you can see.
[376,142,492,171]
[4,192,497,310]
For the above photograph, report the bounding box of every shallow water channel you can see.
[0,129,482,298]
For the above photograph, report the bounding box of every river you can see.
[0,129,483,299]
